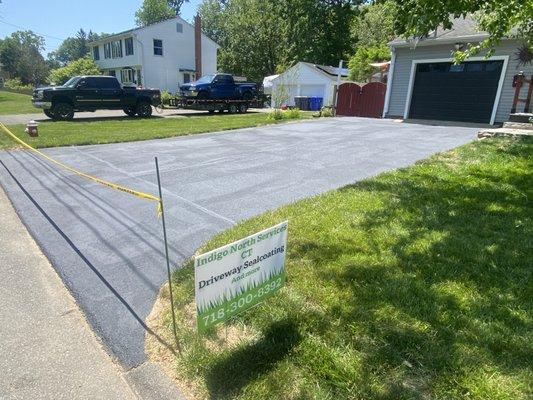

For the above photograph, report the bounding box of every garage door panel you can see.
[409,60,503,123]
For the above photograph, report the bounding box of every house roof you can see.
[300,62,349,79]
[87,16,220,48]
[390,15,492,47]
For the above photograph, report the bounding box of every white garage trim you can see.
[382,47,396,117]
[403,55,509,125]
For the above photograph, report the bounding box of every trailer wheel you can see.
[218,109,225,113]
[208,110,215,114]
[239,104,248,113]
[228,104,238,114]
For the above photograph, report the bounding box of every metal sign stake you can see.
[155,157,181,354]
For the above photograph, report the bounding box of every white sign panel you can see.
[194,221,288,331]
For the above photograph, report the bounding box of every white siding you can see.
[386,39,532,123]
[271,63,337,107]
[92,17,219,93]
[93,38,141,70]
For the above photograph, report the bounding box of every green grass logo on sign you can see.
[195,221,288,332]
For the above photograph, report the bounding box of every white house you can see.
[88,16,219,93]
[270,62,349,107]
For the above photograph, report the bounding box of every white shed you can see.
[270,62,349,107]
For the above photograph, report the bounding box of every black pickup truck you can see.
[179,74,258,100]
[32,75,161,120]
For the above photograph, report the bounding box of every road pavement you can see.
[0,117,478,368]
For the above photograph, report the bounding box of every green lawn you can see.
[0,90,35,115]
[0,112,310,149]
[152,137,532,400]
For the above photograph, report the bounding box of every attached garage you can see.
[407,59,505,123]
[384,16,532,125]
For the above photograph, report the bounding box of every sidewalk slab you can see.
[0,187,136,400]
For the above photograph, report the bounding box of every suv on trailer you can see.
[179,74,258,100]
[32,76,161,120]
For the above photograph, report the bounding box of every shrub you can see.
[285,108,301,119]
[160,90,172,106]
[48,57,101,85]
[4,78,34,91]
[267,108,301,121]
[348,44,390,82]
[320,106,334,117]
[267,109,285,121]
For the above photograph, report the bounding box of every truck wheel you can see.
[52,103,74,121]
[136,102,153,118]
[208,110,215,114]
[239,104,248,113]
[43,109,55,119]
[228,104,238,114]
[123,107,137,117]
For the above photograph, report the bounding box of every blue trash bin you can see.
[309,97,323,111]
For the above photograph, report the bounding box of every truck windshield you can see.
[196,74,215,84]
[63,77,81,88]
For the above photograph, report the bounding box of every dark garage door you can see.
[409,60,503,123]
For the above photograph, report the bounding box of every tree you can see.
[0,30,48,84]
[47,30,109,67]
[198,0,362,81]
[48,29,92,65]
[387,0,532,61]
[347,44,390,82]
[351,0,397,47]
[48,57,101,85]
[167,0,189,14]
[135,0,175,26]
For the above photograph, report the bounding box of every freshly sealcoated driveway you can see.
[0,117,478,368]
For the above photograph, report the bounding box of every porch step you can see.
[508,113,533,123]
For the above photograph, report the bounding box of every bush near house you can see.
[348,44,390,82]
[151,136,532,400]
[4,78,34,92]
[48,57,101,85]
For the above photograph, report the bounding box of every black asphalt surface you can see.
[0,117,478,368]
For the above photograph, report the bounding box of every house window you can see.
[121,68,134,84]
[176,23,183,33]
[111,40,123,58]
[104,43,111,59]
[183,73,191,83]
[108,70,116,77]
[153,39,163,56]
[93,46,100,61]
[125,37,134,56]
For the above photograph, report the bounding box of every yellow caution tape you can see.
[0,122,162,215]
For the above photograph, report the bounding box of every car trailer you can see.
[168,97,263,114]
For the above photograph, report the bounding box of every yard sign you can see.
[195,221,288,332]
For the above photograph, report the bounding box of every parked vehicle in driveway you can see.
[179,74,258,100]
[32,76,161,120]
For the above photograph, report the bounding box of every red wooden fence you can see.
[336,82,387,118]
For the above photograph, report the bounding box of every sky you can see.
[0,0,203,55]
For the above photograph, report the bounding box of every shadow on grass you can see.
[205,319,301,399]
[290,138,532,397]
